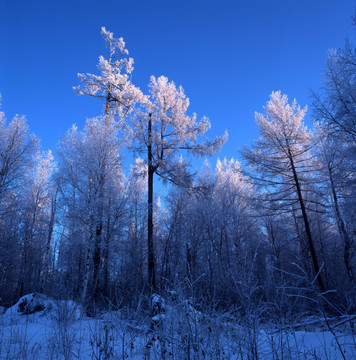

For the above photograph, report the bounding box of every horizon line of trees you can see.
[0,26,354,318]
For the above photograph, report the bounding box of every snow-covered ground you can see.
[0,293,355,359]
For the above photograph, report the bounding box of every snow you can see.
[0,294,355,359]
[3,293,84,325]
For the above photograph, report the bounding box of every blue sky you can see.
[1,0,355,165]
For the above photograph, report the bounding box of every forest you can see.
[0,23,355,359]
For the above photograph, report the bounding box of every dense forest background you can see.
[0,21,355,323]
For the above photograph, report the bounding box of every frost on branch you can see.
[73,28,142,119]
[132,75,227,159]
[125,75,227,187]
[101,26,129,56]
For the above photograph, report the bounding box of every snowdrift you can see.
[3,293,84,323]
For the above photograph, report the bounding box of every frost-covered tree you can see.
[315,124,355,283]
[118,158,147,296]
[311,35,356,288]
[128,75,228,288]
[312,41,356,142]
[0,105,39,300]
[57,117,126,304]
[73,28,143,305]
[311,39,356,209]
[162,157,263,307]
[0,110,38,213]
[242,91,326,292]
[18,150,56,296]
[74,27,142,120]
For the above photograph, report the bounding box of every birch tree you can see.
[73,28,141,305]
[0,106,38,300]
[57,117,126,304]
[0,111,38,213]
[18,150,56,296]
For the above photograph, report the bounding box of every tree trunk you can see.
[80,242,92,305]
[102,212,111,297]
[92,95,111,303]
[287,145,326,292]
[92,221,102,303]
[147,113,156,289]
[40,187,58,292]
[19,201,38,297]
[328,165,354,281]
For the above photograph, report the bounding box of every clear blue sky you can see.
[1,0,355,163]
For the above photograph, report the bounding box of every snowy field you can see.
[0,294,355,359]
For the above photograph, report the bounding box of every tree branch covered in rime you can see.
[312,43,356,142]
[242,92,322,207]
[0,113,39,206]
[128,75,228,185]
[73,27,143,120]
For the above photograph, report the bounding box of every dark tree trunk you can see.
[328,165,354,281]
[80,241,92,304]
[287,145,326,293]
[147,113,156,289]
[92,222,102,303]
[92,94,111,304]
[102,212,111,296]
